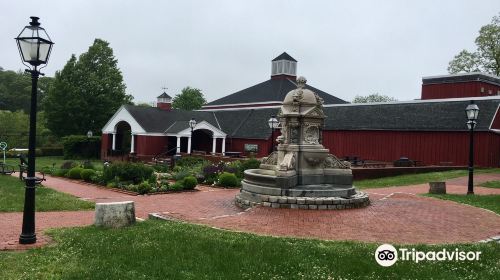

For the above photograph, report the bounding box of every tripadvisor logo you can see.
[375,244,482,267]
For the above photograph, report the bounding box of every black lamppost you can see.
[268,115,279,152]
[15,16,54,244]
[189,118,197,155]
[465,100,479,195]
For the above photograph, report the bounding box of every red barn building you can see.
[101,53,500,167]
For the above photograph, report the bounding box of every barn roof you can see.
[119,97,500,140]
[204,78,348,106]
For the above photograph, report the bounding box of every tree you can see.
[448,13,500,76]
[172,87,206,110]
[44,39,132,137]
[352,93,397,103]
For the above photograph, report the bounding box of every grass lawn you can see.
[480,180,500,189]
[3,156,103,172]
[355,169,500,189]
[424,193,500,214]
[0,220,498,280]
[0,174,94,212]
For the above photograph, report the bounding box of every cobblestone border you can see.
[235,191,370,210]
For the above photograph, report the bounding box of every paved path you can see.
[1,174,499,250]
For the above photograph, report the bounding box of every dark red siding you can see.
[135,135,168,158]
[422,82,500,100]
[323,130,500,167]
[100,133,110,158]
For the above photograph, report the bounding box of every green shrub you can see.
[173,170,191,181]
[102,162,154,184]
[159,181,170,192]
[175,156,206,168]
[218,172,239,188]
[183,176,197,190]
[80,169,96,182]
[170,181,184,191]
[53,169,68,177]
[62,135,101,159]
[148,174,157,184]
[60,161,77,170]
[153,164,169,173]
[89,171,105,185]
[81,160,95,170]
[126,184,139,193]
[40,166,53,175]
[241,158,261,171]
[137,182,152,194]
[106,182,117,188]
[68,167,84,179]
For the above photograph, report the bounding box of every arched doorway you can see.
[191,129,213,153]
[115,121,132,154]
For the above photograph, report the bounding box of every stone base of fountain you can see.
[235,191,370,210]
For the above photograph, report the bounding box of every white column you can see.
[222,137,226,155]
[176,136,181,154]
[187,136,192,154]
[112,133,116,150]
[212,137,217,154]
[130,134,135,153]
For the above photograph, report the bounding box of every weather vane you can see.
[161,86,168,92]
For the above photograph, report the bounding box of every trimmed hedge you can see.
[218,172,239,188]
[103,162,154,184]
[68,167,84,179]
[183,176,197,190]
[62,135,101,159]
[80,169,96,182]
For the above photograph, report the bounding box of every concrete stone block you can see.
[290,204,299,209]
[271,203,280,208]
[278,197,288,204]
[308,205,318,210]
[95,201,136,228]
[296,198,306,204]
[315,199,323,205]
[263,202,271,207]
[305,198,315,204]
[269,196,278,203]
[318,205,327,210]
[327,205,336,210]
[287,197,297,204]
[298,205,308,209]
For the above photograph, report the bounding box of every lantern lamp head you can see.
[465,101,479,121]
[189,118,197,129]
[15,16,54,68]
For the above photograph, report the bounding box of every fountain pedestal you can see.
[236,76,369,210]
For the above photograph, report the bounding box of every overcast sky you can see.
[1,0,499,103]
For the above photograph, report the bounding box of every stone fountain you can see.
[235,77,369,210]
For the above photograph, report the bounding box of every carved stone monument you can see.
[236,77,369,210]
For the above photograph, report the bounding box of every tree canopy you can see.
[44,39,132,137]
[448,13,500,76]
[0,67,53,112]
[172,87,206,110]
[352,93,397,103]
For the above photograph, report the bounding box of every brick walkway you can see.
[1,174,499,250]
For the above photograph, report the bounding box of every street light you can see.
[465,100,479,195]
[189,118,196,155]
[15,16,54,244]
[268,115,279,152]
[87,130,93,138]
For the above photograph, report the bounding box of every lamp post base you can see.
[467,191,474,195]
[19,233,36,244]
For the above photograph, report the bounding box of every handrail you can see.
[153,146,179,160]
